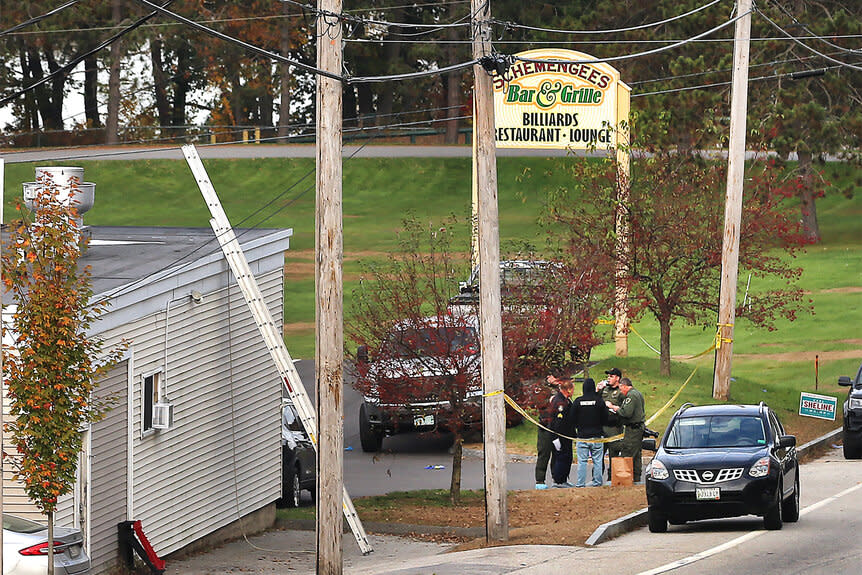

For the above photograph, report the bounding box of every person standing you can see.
[569,378,607,487]
[611,377,646,482]
[535,376,574,489]
[600,367,624,481]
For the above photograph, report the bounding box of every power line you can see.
[492,0,726,36]
[0,0,175,108]
[508,8,750,68]
[767,1,862,56]
[757,8,862,72]
[0,0,79,37]
[632,64,847,97]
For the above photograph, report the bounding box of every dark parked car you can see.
[279,401,316,507]
[644,402,799,532]
[838,363,862,459]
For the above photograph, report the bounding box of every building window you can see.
[143,372,161,433]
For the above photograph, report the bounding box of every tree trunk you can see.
[83,53,101,128]
[376,8,401,125]
[171,45,191,137]
[659,314,671,376]
[277,0,291,138]
[47,510,55,575]
[449,431,463,505]
[150,37,172,128]
[444,3,461,144]
[797,151,821,243]
[105,0,123,144]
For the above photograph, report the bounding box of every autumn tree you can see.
[546,150,811,376]
[1,174,127,575]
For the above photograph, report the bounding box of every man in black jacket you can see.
[569,378,608,487]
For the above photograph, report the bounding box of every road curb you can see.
[583,426,842,546]
[277,517,485,538]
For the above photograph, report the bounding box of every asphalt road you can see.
[292,359,538,501]
[166,445,861,574]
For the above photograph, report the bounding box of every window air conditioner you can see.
[152,402,174,430]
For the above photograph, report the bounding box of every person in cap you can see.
[601,367,624,482]
[569,378,608,487]
[610,376,646,482]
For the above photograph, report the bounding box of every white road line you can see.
[635,481,862,575]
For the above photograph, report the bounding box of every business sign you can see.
[493,49,631,150]
[799,391,837,420]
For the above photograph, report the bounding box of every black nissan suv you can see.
[644,402,799,532]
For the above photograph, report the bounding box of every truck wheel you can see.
[843,430,862,459]
[359,403,383,453]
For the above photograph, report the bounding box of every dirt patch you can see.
[358,485,646,548]
[284,322,314,336]
[820,286,862,294]
[735,349,862,362]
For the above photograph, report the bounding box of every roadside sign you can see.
[492,48,630,150]
[799,391,837,420]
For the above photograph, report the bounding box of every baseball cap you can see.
[605,367,622,377]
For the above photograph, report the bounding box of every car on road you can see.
[3,513,90,574]
[279,401,316,507]
[838,363,862,459]
[643,402,799,532]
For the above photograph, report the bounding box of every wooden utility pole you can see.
[315,0,344,571]
[714,0,752,400]
[472,0,508,543]
[614,99,632,357]
[1,157,5,573]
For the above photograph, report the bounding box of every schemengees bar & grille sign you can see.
[493,49,631,150]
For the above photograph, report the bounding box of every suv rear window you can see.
[666,415,766,448]
[382,327,478,358]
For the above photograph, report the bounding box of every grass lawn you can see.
[4,156,860,424]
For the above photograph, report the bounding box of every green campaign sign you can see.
[799,392,837,420]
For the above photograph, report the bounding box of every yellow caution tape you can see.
[504,364,699,443]
[503,393,623,444]
[630,323,715,360]
[715,322,733,349]
[484,389,504,397]
[645,365,698,426]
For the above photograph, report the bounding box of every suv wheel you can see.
[843,430,862,459]
[763,481,784,530]
[782,474,800,523]
[648,507,668,533]
[359,403,384,452]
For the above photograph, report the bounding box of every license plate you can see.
[696,487,720,500]
[414,414,435,427]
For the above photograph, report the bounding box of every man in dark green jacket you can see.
[611,377,646,482]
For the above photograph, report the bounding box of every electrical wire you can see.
[632,63,847,97]
[0,0,176,108]
[508,8,749,67]
[492,0,726,36]
[0,0,79,37]
[131,0,343,82]
[756,8,862,72]
[281,0,471,30]
[767,1,862,56]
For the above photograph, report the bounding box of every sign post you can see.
[492,49,632,355]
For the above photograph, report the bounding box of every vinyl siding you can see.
[89,361,129,574]
[97,269,283,556]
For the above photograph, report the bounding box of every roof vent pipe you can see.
[22,166,95,232]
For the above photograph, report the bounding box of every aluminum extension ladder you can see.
[182,144,372,555]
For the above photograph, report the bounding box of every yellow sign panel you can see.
[493,49,630,150]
